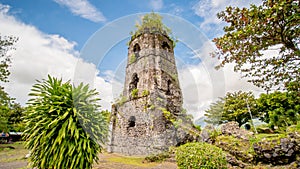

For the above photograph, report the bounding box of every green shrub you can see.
[175,142,227,169]
[131,88,139,98]
[23,76,108,169]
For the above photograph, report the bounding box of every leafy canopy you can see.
[0,35,18,132]
[205,91,257,126]
[24,75,108,169]
[257,89,300,130]
[0,35,18,82]
[204,98,224,125]
[212,0,300,90]
[129,12,176,46]
[0,87,11,131]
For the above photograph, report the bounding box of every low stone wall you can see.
[253,132,300,166]
[200,122,300,168]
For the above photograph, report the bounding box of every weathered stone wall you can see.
[108,31,190,156]
[209,122,300,168]
[108,99,185,155]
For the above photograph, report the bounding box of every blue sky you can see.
[1,0,203,50]
[0,0,264,120]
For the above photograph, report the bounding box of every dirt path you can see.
[0,142,29,169]
[0,143,177,169]
[94,153,177,169]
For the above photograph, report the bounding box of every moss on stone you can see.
[216,135,255,163]
[129,54,136,64]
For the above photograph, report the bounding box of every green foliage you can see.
[100,110,111,123]
[160,108,183,128]
[129,12,177,47]
[0,87,11,131]
[216,135,254,160]
[144,152,170,163]
[193,124,201,132]
[0,88,25,132]
[222,91,257,126]
[256,90,300,130]
[129,54,136,64]
[205,91,257,126]
[286,121,300,133]
[0,35,18,83]
[0,35,18,132]
[212,0,300,90]
[160,108,176,123]
[142,89,150,97]
[286,81,300,93]
[7,103,25,131]
[205,97,224,125]
[23,75,108,169]
[131,88,139,98]
[175,142,227,169]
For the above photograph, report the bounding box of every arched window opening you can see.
[129,73,139,93]
[166,79,171,95]
[162,42,170,52]
[128,116,136,127]
[133,44,141,57]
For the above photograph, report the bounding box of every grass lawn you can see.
[0,142,28,169]
[0,142,177,169]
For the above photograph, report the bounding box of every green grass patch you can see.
[107,154,156,167]
[249,133,287,147]
[0,142,28,163]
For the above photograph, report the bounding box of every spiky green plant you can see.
[23,75,108,169]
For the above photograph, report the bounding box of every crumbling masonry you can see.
[108,27,194,156]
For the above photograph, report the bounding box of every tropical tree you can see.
[257,90,300,130]
[0,87,11,131]
[204,98,224,125]
[7,103,25,131]
[0,35,17,132]
[24,76,108,169]
[205,91,257,126]
[212,0,300,91]
[222,91,257,126]
[0,35,17,82]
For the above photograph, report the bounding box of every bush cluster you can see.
[175,142,227,169]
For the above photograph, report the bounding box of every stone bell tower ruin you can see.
[108,13,194,156]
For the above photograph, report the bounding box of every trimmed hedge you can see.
[175,142,227,169]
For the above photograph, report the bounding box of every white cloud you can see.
[53,0,106,22]
[0,4,112,110]
[0,4,9,14]
[178,40,264,120]
[192,0,262,35]
[168,4,184,16]
[149,0,163,11]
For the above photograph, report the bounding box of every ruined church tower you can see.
[108,14,191,155]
